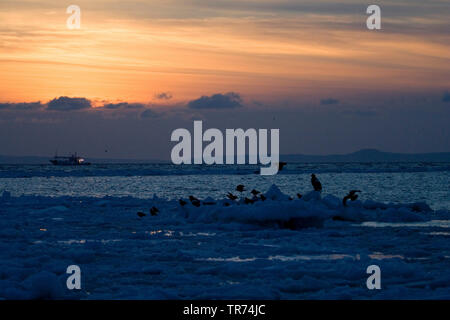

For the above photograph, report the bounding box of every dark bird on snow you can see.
[179,199,187,206]
[250,189,260,196]
[332,215,356,222]
[188,195,201,207]
[150,206,159,216]
[244,197,255,204]
[278,161,287,171]
[260,194,266,201]
[226,192,238,201]
[189,195,199,202]
[297,193,302,199]
[137,211,146,218]
[311,174,322,192]
[343,190,361,207]
[192,201,201,207]
[236,184,245,192]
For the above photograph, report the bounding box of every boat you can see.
[49,153,91,166]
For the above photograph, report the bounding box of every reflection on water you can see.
[201,256,257,262]
[268,254,358,261]
[198,253,409,263]
[369,252,404,260]
[426,232,450,236]
[56,239,122,245]
[359,220,450,228]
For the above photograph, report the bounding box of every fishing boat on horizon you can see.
[49,153,91,166]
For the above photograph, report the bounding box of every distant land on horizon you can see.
[1,149,450,164]
[282,149,450,163]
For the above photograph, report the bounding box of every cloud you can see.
[47,96,91,111]
[443,91,450,103]
[187,92,243,109]
[0,101,43,110]
[155,92,173,100]
[140,108,160,118]
[102,102,146,109]
[320,98,340,105]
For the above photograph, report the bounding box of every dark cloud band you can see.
[47,96,91,111]
[188,92,243,109]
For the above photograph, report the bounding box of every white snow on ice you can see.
[0,185,449,299]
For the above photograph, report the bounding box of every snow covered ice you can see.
[1,175,449,299]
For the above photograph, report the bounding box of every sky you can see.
[0,0,449,159]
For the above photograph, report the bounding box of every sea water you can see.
[0,162,449,209]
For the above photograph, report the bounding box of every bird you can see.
[250,189,260,196]
[189,195,201,206]
[236,185,245,192]
[189,195,199,202]
[226,192,238,201]
[150,206,159,216]
[244,197,255,204]
[278,162,287,171]
[189,196,201,207]
[192,201,201,208]
[179,199,187,206]
[297,193,302,199]
[260,194,266,201]
[343,190,361,207]
[191,201,201,207]
[311,174,322,192]
[137,211,146,218]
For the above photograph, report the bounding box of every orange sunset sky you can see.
[1,0,449,105]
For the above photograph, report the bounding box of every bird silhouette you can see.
[311,174,322,192]
[250,189,260,196]
[260,194,266,201]
[179,199,187,206]
[343,190,361,207]
[189,195,199,202]
[137,211,146,218]
[297,193,302,199]
[188,195,201,207]
[226,192,238,201]
[244,197,255,204]
[150,206,159,216]
[236,185,245,192]
[192,200,201,207]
